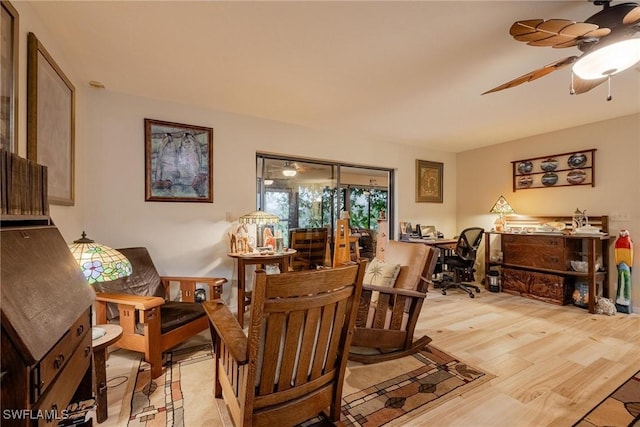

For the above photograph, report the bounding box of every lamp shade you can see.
[573,38,640,80]
[239,210,280,225]
[68,232,132,284]
[490,195,515,216]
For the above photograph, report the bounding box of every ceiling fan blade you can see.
[482,56,577,95]
[623,5,640,25]
[511,19,609,48]
[571,75,607,94]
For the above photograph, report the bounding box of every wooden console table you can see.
[484,215,611,314]
[227,250,295,328]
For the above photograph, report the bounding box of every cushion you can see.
[363,258,401,287]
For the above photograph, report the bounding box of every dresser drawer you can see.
[33,332,92,426]
[502,245,566,270]
[502,234,580,270]
[69,309,91,353]
[503,268,571,305]
[31,309,90,403]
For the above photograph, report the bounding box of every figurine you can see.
[614,229,633,314]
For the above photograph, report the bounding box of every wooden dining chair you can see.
[204,262,366,427]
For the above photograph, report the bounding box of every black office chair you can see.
[435,227,484,298]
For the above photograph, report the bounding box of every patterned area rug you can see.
[126,344,493,427]
[127,344,214,426]
[574,370,640,427]
[301,345,494,427]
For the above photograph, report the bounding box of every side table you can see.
[92,324,123,423]
[227,250,296,328]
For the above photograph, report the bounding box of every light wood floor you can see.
[101,286,639,427]
[411,285,640,427]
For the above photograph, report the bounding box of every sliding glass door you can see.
[256,154,393,248]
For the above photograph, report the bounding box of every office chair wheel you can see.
[441,289,447,295]
[469,293,475,298]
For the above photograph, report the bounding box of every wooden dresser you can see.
[485,215,611,313]
[1,151,96,426]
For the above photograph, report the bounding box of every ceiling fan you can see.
[483,1,640,99]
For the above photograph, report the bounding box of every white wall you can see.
[74,90,456,301]
[457,114,640,312]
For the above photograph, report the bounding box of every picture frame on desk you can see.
[416,159,443,203]
[26,32,75,206]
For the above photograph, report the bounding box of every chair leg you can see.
[143,307,163,379]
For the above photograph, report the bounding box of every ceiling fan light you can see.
[282,169,297,177]
[572,38,640,80]
[264,179,274,185]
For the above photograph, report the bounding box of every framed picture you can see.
[145,119,213,203]
[1,1,18,153]
[27,32,75,206]
[415,160,443,203]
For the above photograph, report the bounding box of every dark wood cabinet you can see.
[1,152,96,426]
[485,215,611,313]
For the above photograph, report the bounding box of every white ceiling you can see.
[29,1,640,153]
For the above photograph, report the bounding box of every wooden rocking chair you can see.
[349,240,439,363]
[204,262,366,427]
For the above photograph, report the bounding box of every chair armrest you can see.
[160,276,227,301]
[95,292,165,310]
[362,284,426,299]
[202,300,248,365]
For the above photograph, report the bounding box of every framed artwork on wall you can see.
[1,1,19,154]
[415,159,443,203]
[27,32,75,206]
[144,118,214,203]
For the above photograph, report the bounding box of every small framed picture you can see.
[144,119,213,202]
[416,160,443,203]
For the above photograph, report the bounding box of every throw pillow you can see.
[363,258,401,287]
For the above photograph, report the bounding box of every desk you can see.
[228,250,295,328]
[403,238,458,266]
[92,324,123,423]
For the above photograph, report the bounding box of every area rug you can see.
[125,344,493,427]
[126,344,215,426]
[574,370,640,427]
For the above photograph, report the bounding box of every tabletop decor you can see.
[145,118,213,202]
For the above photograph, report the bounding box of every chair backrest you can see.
[384,240,439,292]
[244,262,365,426]
[288,227,328,270]
[454,228,484,262]
[91,247,165,319]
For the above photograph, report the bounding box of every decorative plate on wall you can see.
[511,149,595,191]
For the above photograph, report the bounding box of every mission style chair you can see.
[93,247,227,378]
[204,262,366,427]
[349,240,439,363]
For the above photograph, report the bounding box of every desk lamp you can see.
[490,195,515,232]
[69,231,132,339]
[239,209,280,247]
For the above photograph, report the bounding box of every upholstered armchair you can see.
[93,247,227,378]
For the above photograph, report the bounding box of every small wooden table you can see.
[92,324,123,423]
[227,250,296,328]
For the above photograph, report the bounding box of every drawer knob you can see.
[76,324,84,336]
[85,346,91,357]
[53,353,65,369]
